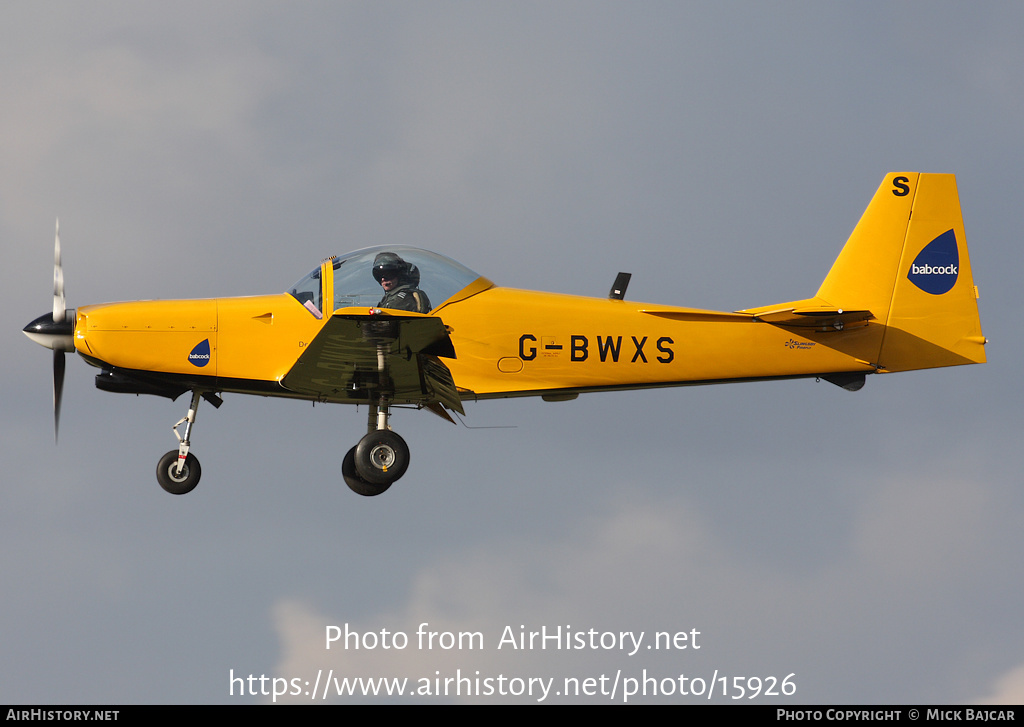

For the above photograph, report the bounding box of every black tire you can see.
[156,450,201,495]
[354,430,409,485]
[342,446,391,496]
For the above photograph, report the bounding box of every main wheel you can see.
[342,446,392,496]
[354,430,410,485]
[156,450,202,495]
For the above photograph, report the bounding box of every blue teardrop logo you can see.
[188,339,211,367]
[907,229,959,295]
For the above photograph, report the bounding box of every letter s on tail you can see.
[815,172,986,372]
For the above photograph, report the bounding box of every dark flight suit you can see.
[377,284,432,313]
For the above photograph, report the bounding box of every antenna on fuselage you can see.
[608,272,631,300]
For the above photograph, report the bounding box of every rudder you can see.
[877,173,986,371]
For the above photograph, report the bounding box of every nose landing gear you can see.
[155,390,221,495]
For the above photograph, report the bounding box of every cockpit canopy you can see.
[288,246,484,317]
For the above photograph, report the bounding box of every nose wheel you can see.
[157,451,201,495]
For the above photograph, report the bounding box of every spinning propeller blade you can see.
[22,220,74,442]
[53,348,65,442]
[54,219,65,323]
[52,220,65,442]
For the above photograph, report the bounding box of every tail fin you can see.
[744,174,986,373]
[815,172,986,372]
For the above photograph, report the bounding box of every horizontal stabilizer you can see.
[753,306,873,331]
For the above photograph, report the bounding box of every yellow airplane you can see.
[24,172,985,497]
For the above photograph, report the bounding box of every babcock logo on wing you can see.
[907,229,959,295]
[188,339,211,367]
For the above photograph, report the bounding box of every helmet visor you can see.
[373,264,403,282]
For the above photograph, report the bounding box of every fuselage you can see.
[439,287,874,399]
[71,281,874,403]
[60,206,987,407]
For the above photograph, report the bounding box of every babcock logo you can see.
[188,339,211,367]
[907,229,959,295]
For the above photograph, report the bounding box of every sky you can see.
[2,1,1021,705]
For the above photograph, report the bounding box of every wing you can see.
[280,308,464,415]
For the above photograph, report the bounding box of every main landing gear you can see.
[156,390,220,495]
[342,395,410,497]
[153,388,412,498]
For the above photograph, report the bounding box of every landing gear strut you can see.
[156,390,204,495]
[342,394,411,496]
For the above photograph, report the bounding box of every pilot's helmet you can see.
[372,252,412,284]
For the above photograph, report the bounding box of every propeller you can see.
[23,220,75,442]
[52,220,65,442]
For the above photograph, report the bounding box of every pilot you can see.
[372,252,432,313]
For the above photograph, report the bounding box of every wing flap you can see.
[419,354,465,415]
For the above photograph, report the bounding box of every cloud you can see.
[270,494,731,702]
[270,470,1002,703]
[974,663,1024,705]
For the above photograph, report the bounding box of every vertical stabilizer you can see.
[816,173,916,315]
[815,173,985,372]
[813,172,918,367]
